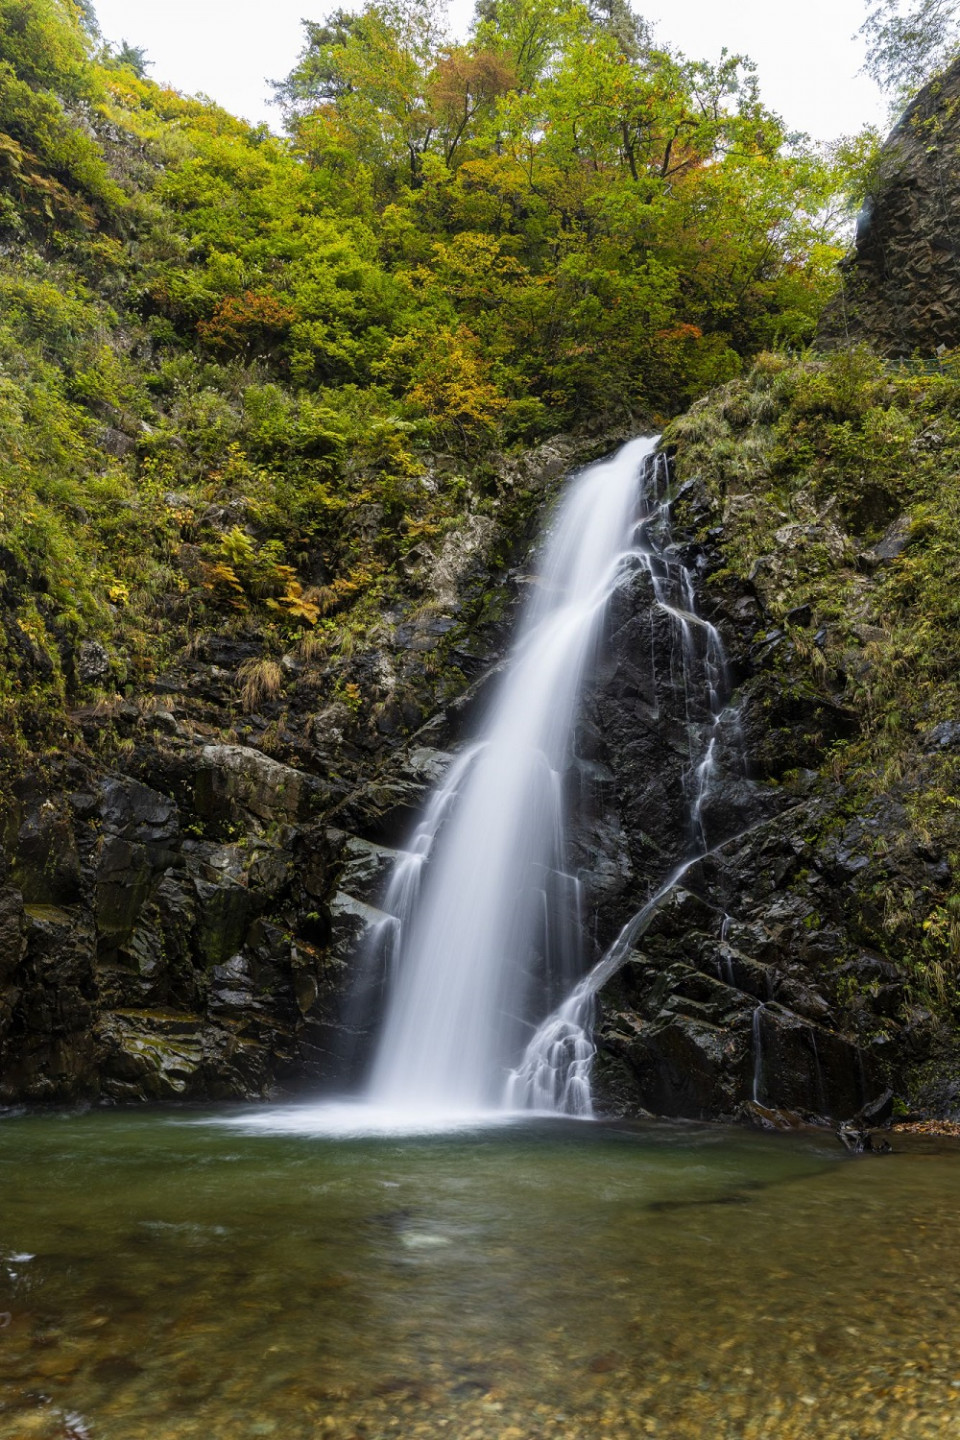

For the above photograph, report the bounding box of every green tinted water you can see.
[1,1108,959,1439]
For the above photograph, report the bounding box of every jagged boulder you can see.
[195,744,316,827]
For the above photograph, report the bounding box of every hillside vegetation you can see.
[668,348,960,1027]
[0,0,855,754]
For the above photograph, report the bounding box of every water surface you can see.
[1,1109,958,1438]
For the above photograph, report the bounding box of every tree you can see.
[274,0,449,187]
[859,0,960,103]
[108,39,151,78]
[473,0,584,90]
[428,47,515,165]
[271,9,365,113]
[75,0,99,37]
[276,0,854,419]
[0,0,95,93]
[588,0,652,60]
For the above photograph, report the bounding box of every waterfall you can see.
[361,436,737,1121]
[365,437,659,1115]
[751,1005,766,1105]
[506,448,735,1116]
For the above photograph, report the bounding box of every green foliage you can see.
[859,1,960,107]
[0,0,870,749]
[104,40,151,79]
[277,0,857,417]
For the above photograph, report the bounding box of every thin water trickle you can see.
[752,1004,766,1105]
[810,1025,827,1114]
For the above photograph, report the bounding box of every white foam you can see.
[193,1101,537,1139]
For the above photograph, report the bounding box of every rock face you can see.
[322,449,917,1126]
[555,517,889,1125]
[0,423,934,1122]
[0,397,954,1122]
[818,59,960,356]
[0,432,620,1105]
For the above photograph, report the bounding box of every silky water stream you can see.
[363,436,663,1118]
[3,442,959,1440]
[356,435,734,1121]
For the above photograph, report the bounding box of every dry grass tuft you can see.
[236,657,283,713]
[296,630,328,664]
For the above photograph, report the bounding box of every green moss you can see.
[668,349,960,1013]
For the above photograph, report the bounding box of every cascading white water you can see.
[507,450,736,1116]
[504,855,702,1116]
[365,436,659,1115]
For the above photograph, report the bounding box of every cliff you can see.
[3,1,960,1125]
[591,351,960,1125]
[819,58,960,357]
[0,430,624,1103]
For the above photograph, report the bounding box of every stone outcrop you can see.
[322,454,931,1126]
[0,432,618,1105]
[0,381,956,1122]
[0,418,941,1123]
[555,518,893,1124]
[818,58,960,356]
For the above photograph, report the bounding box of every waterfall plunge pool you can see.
[1,1109,960,1439]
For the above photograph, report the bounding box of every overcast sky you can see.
[91,0,888,142]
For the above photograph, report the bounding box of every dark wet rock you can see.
[923,720,960,752]
[818,57,960,357]
[95,778,181,946]
[0,901,100,1102]
[9,787,83,906]
[742,1103,809,1131]
[857,1088,895,1128]
[785,603,812,627]
[2,433,638,1106]
[0,750,340,1101]
[195,745,316,827]
[0,885,27,1053]
[0,417,950,1117]
[334,835,407,906]
[193,878,256,969]
[0,885,27,985]
[576,523,895,1124]
[837,1123,893,1155]
[860,516,914,568]
[99,1011,207,1101]
[100,776,179,846]
[592,874,878,1122]
[327,892,387,977]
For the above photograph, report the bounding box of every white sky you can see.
[91,0,889,142]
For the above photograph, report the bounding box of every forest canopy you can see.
[273,0,851,416]
[0,0,868,743]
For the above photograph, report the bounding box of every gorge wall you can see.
[4,364,960,1123]
[4,35,960,1125]
[0,433,625,1104]
[819,57,960,358]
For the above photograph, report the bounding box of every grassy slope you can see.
[0,55,517,761]
[1,0,857,768]
[667,349,960,1024]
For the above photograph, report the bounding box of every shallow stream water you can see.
[1,1108,959,1439]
